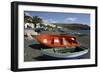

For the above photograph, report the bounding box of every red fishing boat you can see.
[36,34,80,47]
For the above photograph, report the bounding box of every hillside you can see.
[52,23,90,30]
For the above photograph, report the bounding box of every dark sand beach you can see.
[24,29,90,62]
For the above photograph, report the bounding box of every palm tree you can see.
[32,16,43,28]
[24,15,33,24]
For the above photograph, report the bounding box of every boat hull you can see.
[41,47,88,58]
[36,34,80,47]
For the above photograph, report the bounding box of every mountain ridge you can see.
[52,23,90,30]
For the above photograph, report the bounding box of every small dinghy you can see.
[36,34,80,47]
[40,46,89,58]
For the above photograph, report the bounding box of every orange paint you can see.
[36,34,80,47]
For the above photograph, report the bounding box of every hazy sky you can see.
[24,11,90,25]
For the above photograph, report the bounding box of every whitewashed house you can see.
[24,23,35,28]
[50,24,56,28]
[57,26,62,29]
[36,23,41,28]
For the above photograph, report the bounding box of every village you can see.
[24,16,63,40]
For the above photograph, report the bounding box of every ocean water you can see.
[74,30,90,34]
[63,29,90,35]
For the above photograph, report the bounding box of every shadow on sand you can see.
[29,44,51,50]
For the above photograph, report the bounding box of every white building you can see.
[57,26,62,29]
[24,23,35,28]
[36,23,41,28]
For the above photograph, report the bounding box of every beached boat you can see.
[36,34,80,47]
